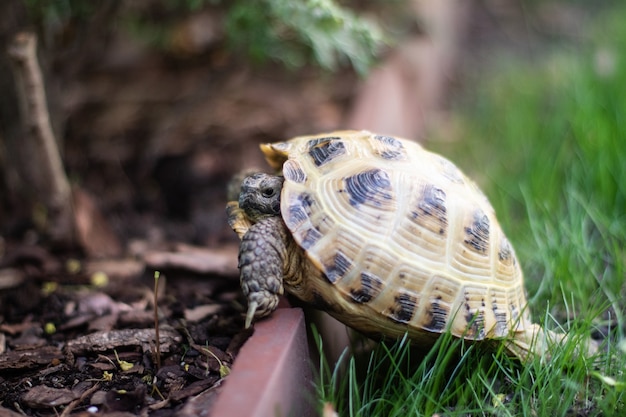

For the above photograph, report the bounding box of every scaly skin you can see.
[229,173,298,328]
[238,216,287,328]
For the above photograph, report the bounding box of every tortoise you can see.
[226,130,563,359]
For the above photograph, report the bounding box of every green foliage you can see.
[162,0,220,12]
[23,0,96,26]
[225,0,386,74]
[23,0,386,74]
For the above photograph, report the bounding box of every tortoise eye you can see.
[261,187,276,198]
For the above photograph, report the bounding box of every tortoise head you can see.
[238,173,284,222]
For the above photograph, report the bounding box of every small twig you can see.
[12,401,27,415]
[150,379,166,402]
[200,344,231,378]
[154,271,162,370]
[7,31,74,243]
[59,382,100,417]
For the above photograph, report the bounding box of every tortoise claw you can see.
[243,291,280,328]
[245,300,258,329]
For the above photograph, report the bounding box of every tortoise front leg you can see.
[226,201,253,239]
[238,216,287,328]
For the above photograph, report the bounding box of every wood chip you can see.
[0,268,25,290]
[0,405,26,417]
[143,244,238,276]
[21,385,79,408]
[65,327,182,359]
[175,381,224,417]
[184,304,222,322]
[168,377,219,402]
[84,258,145,280]
[103,385,146,412]
[0,345,64,371]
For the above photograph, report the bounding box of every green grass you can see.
[315,327,612,416]
[315,5,626,416]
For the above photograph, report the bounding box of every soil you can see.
[0,258,250,415]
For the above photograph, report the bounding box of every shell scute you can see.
[410,183,449,237]
[489,288,510,337]
[432,153,467,185]
[307,136,346,167]
[461,285,490,338]
[284,192,314,230]
[463,209,491,254]
[300,227,322,250]
[371,134,407,160]
[283,159,307,183]
[465,310,486,339]
[349,271,384,303]
[424,296,449,332]
[388,291,418,324]
[343,168,393,208]
[324,250,353,284]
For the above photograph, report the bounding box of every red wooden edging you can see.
[210,308,315,417]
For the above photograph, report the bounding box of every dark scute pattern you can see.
[464,210,490,254]
[413,184,448,234]
[389,292,417,323]
[510,303,519,321]
[324,251,352,283]
[287,205,307,226]
[286,193,314,227]
[373,135,406,160]
[344,169,392,207]
[349,272,384,303]
[498,238,514,264]
[300,227,322,249]
[419,185,447,217]
[492,303,508,335]
[425,297,448,331]
[465,309,486,339]
[307,137,345,166]
[283,160,306,183]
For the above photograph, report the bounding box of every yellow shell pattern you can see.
[262,130,531,341]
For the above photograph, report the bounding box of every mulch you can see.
[0,241,253,416]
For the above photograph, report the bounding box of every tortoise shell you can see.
[260,130,532,343]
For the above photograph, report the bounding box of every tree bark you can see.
[7,32,75,245]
